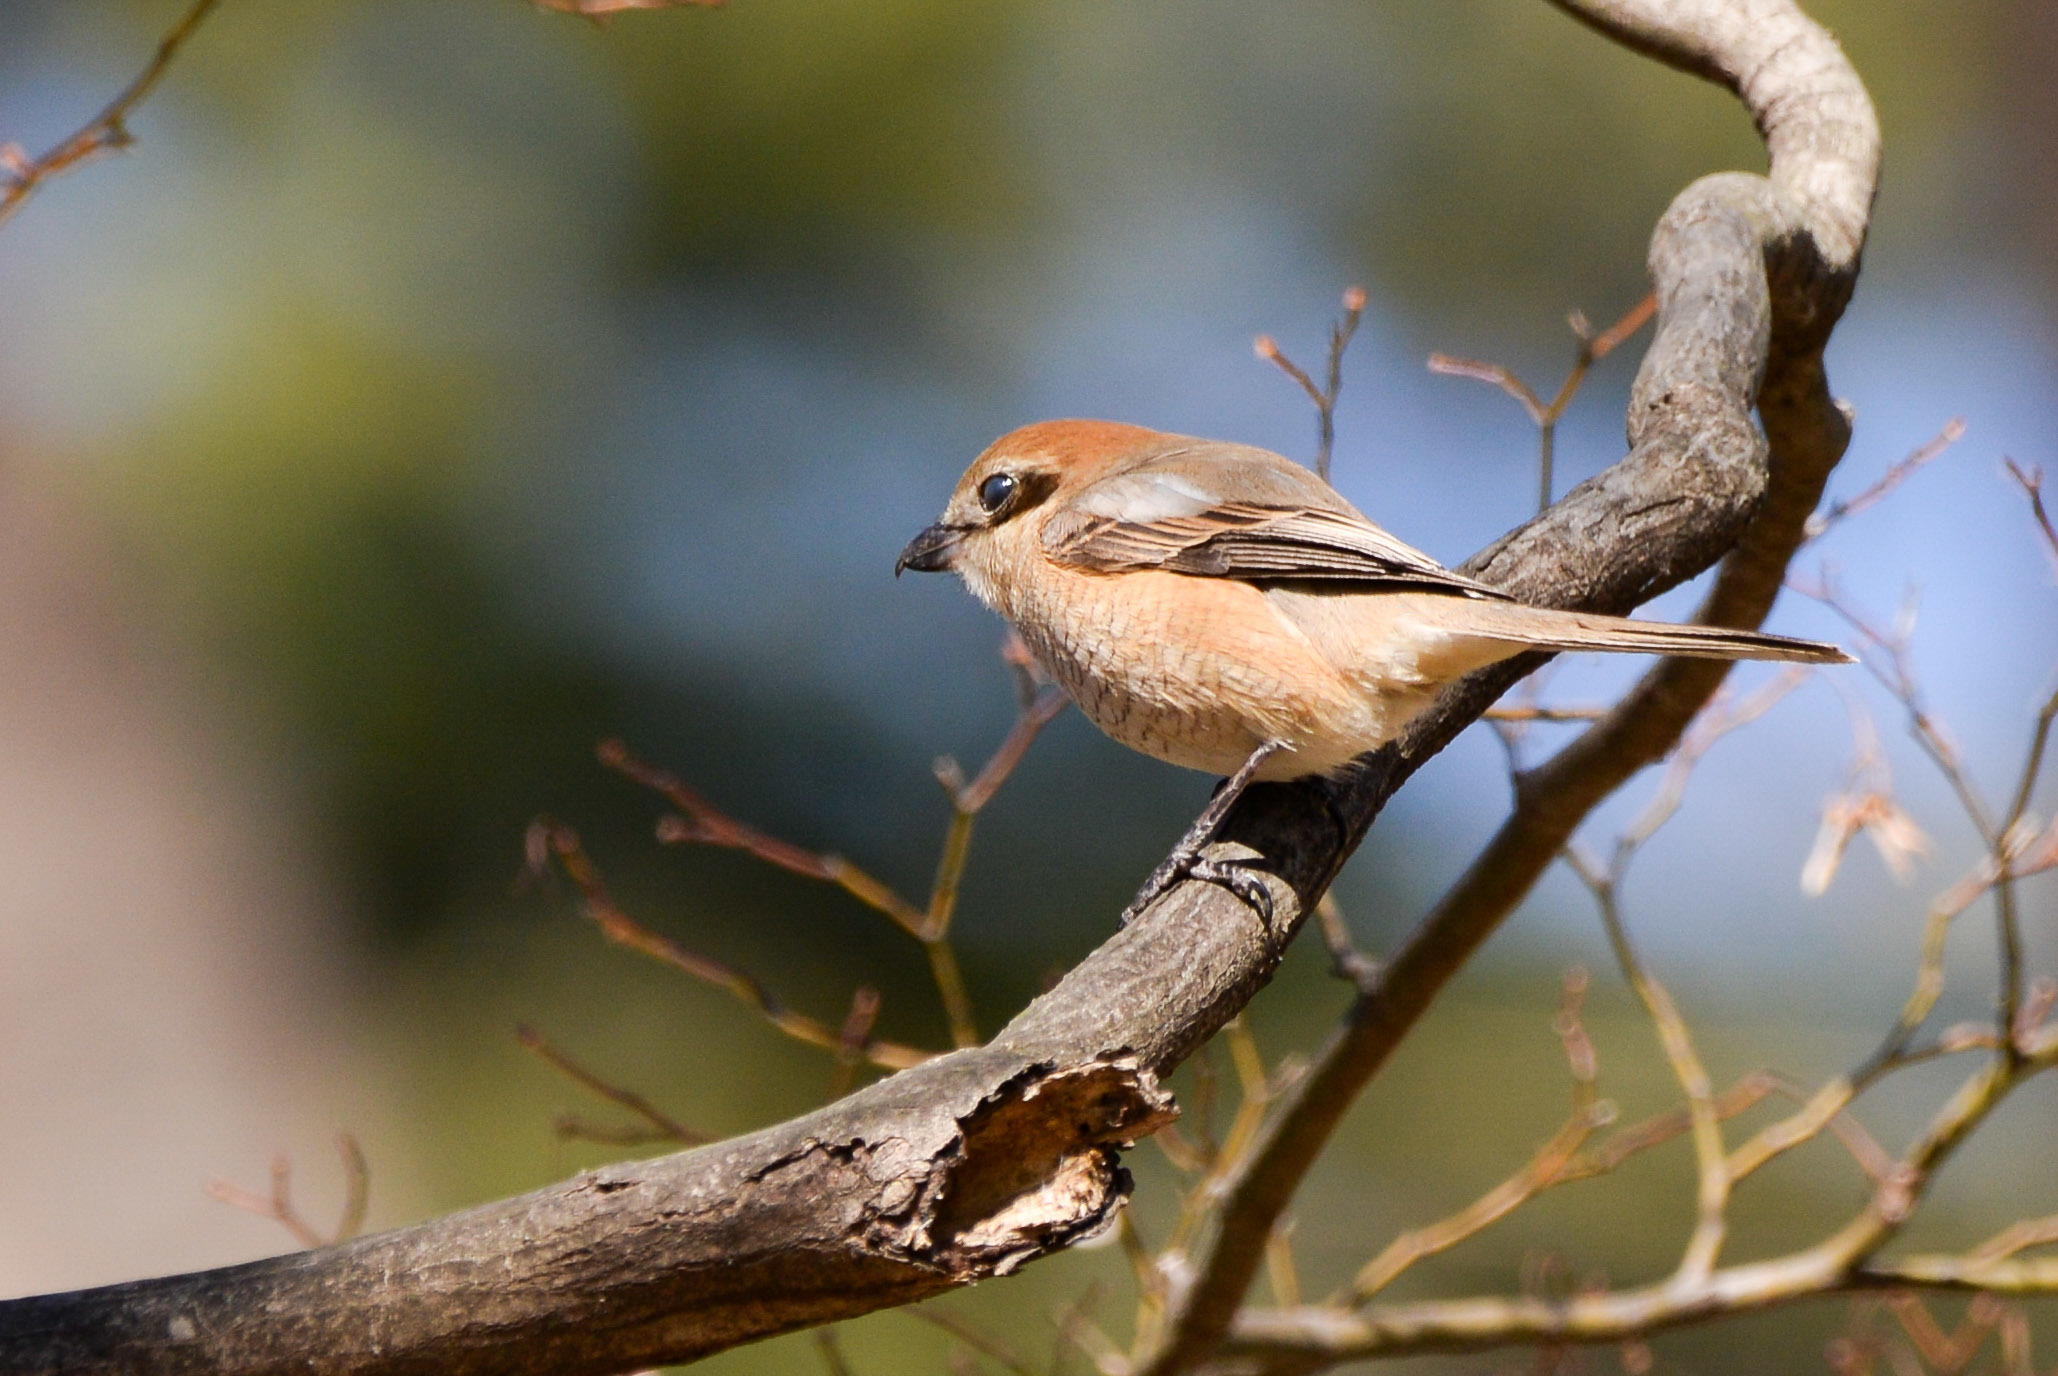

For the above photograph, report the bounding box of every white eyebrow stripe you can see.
[1074,471,1221,522]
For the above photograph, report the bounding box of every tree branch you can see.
[0,0,224,230]
[1140,1,1876,1369]
[1217,1028,2058,1373]
[0,1,1878,1372]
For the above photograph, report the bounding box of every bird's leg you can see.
[1120,741,1284,926]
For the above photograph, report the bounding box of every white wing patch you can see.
[1072,470,1220,523]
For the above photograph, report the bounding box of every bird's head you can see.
[895,420,1161,599]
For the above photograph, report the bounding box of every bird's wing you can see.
[1043,460,1509,599]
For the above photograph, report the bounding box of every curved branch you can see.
[0,2,1877,1373]
[1142,2,1876,1370]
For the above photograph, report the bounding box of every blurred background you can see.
[1,0,2054,1370]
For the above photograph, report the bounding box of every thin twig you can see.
[1314,893,1380,992]
[1793,572,2035,1051]
[1558,1069,1890,1188]
[1425,357,1545,421]
[1052,1290,1128,1376]
[1151,1122,1212,1175]
[827,986,884,1102]
[908,1305,1036,1375]
[1794,576,1997,845]
[2003,459,2058,571]
[1222,1026,2058,1362]
[1119,1209,1169,1354]
[607,642,1065,1051]
[1255,285,1368,480]
[530,820,934,1070]
[531,0,723,20]
[517,1024,707,1145]
[1162,1018,1276,1272]
[1612,670,1808,860]
[1847,851,2007,1082]
[0,0,225,229]
[1565,853,1729,1284]
[1719,1072,1896,1186]
[937,683,1069,819]
[1348,971,1611,1303]
[1805,419,1966,541]
[1430,294,1655,512]
[923,674,1067,1047]
[1884,1292,2004,1375]
[206,1134,369,1250]
[2002,685,2058,855]
[1484,704,1611,723]
[1967,1212,2058,1267]
[813,1328,854,1376]
[603,740,931,937]
[1265,1217,1302,1311]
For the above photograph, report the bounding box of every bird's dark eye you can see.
[977,472,1018,513]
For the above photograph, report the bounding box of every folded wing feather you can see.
[1044,457,1508,599]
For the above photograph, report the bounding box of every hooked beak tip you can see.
[896,523,963,577]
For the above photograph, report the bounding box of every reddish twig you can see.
[517,1023,708,1146]
[1430,293,1655,512]
[1885,1291,2006,1375]
[2003,459,2058,572]
[0,0,224,230]
[206,1134,369,1250]
[530,0,723,21]
[1347,970,1611,1303]
[1255,285,1369,481]
[826,986,884,1102]
[1805,419,1966,541]
[935,678,1068,816]
[906,1305,1035,1376]
[604,639,1066,1048]
[601,740,931,936]
[1483,703,1610,723]
[528,820,934,1071]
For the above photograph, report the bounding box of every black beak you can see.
[895,523,965,576]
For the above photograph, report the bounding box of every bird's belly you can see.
[1006,570,1410,779]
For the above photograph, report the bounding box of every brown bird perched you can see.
[897,420,1850,920]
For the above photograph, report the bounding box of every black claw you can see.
[1189,857,1275,924]
[1121,846,1276,927]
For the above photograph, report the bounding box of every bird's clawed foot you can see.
[1187,852,1275,923]
[1118,741,1284,926]
[1119,841,1274,926]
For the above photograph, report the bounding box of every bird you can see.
[896,419,1850,921]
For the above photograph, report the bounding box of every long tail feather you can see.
[1455,602,1852,665]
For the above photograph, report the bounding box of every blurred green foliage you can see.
[45,0,2018,943]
